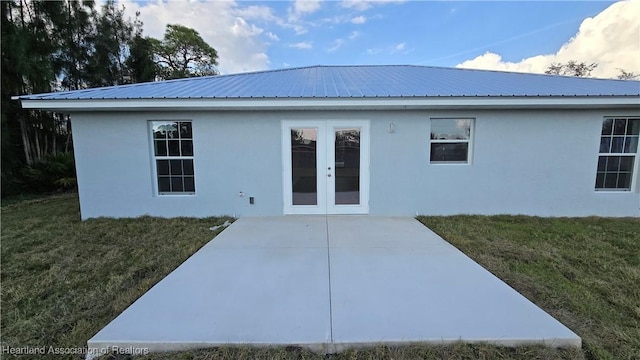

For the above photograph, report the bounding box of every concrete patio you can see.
[87,216,580,356]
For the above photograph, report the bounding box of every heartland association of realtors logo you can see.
[1,345,150,356]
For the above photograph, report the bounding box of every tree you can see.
[86,0,133,87]
[617,69,639,80]
[152,24,219,80]
[545,60,598,77]
[1,0,152,196]
[126,11,158,83]
[2,0,68,167]
[55,0,95,90]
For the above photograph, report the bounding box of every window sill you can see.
[594,189,632,193]
[429,162,471,165]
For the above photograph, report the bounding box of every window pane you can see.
[597,157,606,171]
[158,177,171,192]
[604,173,618,188]
[167,122,179,139]
[155,140,167,156]
[628,119,640,135]
[152,122,173,139]
[606,156,620,171]
[599,137,611,153]
[617,172,631,189]
[181,140,193,156]
[601,118,613,135]
[156,160,170,175]
[291,128,317,205]
[184,177,195,192]
[182,159,194,175]
[153,129,166,139]
[613,119,627,135]
[171,177,183,192]
[431,142,469,162]
[595,173,605,188]
[624,136,638,153]
[179,122,192,139]
[431,119,471,140]
[168,140,180,156]
[170,159,183,175]
[611,137,625,153]
[335,129,360,205]
[619,156,634,172]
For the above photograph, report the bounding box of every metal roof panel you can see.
[14,65,640,100]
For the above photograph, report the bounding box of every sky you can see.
[119,0,640,79]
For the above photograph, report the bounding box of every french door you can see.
[282,120,370,214]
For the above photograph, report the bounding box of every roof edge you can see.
[19,96,640,112]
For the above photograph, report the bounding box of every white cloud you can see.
[341,0,406,11]
[290,41,313,49]
[367,41,410,56]
[283,0,324,34]
[457,0,640,78]
[328,31,360,53]
[117,0,270,74]
[289,0,322,23]
[294,0,322,15]
[351,15,367,24]
[267,32,280,41]
[231,17,263,37]
[328,39,346,52]
[234,5,278,22]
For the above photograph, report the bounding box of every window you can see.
[151,121,195,194]
[595,117,639,191]
[430,118,473,164]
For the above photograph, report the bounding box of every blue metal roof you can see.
[15,65,640,100]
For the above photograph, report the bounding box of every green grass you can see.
[1,194,637,359]
[417,215,640,360]
[1,193,232,359]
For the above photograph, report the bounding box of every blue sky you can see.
[250,1,612,67]
[123,0,639,78]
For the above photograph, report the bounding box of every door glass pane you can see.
[335,129,360,205]
[291,129,317,205]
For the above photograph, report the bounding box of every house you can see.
[13,65,640,219]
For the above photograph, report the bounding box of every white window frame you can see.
[429,118,474,165]
[595,117,639,192]
[149,120,196,196]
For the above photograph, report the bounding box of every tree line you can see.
[1,0,218,197]
[545,60,638,79]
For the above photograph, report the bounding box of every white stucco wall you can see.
[72,111,284,219]
[369,109,639,217]
[71,108,640,219]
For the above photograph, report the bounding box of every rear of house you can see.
[14,65,640,219]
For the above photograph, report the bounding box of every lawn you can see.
[418,215,640,360]
[1,193,232,359]
[1,193,638,360]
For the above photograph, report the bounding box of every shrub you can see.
[19,152,77,194]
